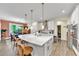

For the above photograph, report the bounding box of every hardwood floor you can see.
[0,39,76,56]
[0,40,16,56]
[51,40,76,56]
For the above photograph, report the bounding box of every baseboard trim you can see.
[72,45,79,56]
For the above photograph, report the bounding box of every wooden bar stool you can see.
[13,38,22,50]
[14,38,22,46]
[17,44,33,56]
[22,45,33,56]
[16,45,23,56]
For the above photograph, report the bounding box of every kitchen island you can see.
[19,34,53,56]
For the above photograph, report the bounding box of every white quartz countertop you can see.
[19,34,53,46]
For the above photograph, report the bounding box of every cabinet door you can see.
[73,39,77,49]
[47,38,53,55]
[27,43,44,56]
[44,38,53,56]
[44,41,49,56]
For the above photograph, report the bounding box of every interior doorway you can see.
[57,25,61,42]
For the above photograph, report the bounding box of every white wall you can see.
[54,18,68,41]
[54,20,57,36]
[61,21,67,40]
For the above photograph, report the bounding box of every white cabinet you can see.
[19,34,53,56]
[24,38,53,56]
[44,38,53,56]
[70,5,79,55]
[47,20,54,30]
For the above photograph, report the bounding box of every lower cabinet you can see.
[44,38,53,56]
[24,38,53,56]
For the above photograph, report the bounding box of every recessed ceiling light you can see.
[62,10,65,13]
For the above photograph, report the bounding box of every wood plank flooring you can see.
[51,40,76,56]
[0,40,76,56]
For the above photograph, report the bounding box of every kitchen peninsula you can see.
[19,34,53,56]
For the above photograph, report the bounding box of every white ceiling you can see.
[0,3,78,23]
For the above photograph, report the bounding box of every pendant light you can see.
[30,9,33,21]
[41,3,45,30]
[30,9,34,30]
[42,3,44,21]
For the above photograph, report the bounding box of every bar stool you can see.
[14,38,22,47]
[16,45,23,56]
[22,45,33,56]
[17,44,33,56]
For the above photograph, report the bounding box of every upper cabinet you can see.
[47,20,54,30]
[71,6,79,25]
